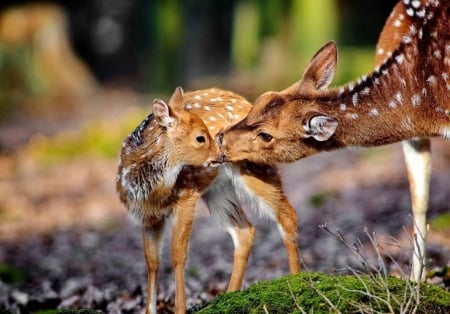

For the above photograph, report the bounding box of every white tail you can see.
[375,0,431,282]
[116,87,300,314]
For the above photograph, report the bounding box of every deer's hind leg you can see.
[239,162,300,274]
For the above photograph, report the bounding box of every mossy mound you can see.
[196,272,450,314]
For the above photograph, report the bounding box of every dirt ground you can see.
[0,91,449,313]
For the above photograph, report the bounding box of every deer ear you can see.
[168,86,185,111]
[153,98,176,128]
[303,114,338,141]
[298,41,337,92]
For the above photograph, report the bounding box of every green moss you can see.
[431,213,450,232]
[196,272,450,314]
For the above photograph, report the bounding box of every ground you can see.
[0,90,449,313]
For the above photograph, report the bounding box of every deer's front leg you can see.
[171,195,198,314]
[402,138,431,281]
[142,220,165,314]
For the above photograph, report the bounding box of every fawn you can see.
[218,0,449,278]
[375,0,432,281]
[116,87,299,314]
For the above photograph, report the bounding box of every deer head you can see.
[218,41,340,164]
[125,86,221,169]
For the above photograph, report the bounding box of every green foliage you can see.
[308,192,335,208]
[431,213,450,232]
[25,108,147,165]
[196,272,450,314]
[0,263,26,284]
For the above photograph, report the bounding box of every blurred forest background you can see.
[0,0,401,237]
[1,0,449,312]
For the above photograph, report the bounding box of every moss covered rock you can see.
[196,272,450,314]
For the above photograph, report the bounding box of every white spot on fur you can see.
[209,116,217,121]
[411,0,421,8]
[352,93,359,106]
[361,87,370,95]
[395,92,403,104]
[394,19,402,27]
[204,105,211,111]
[340,103,347,111]
[403,35,412,44]
[406,8,414,17]
[369,109,379,117]
[348,83,354,92]
[434,50,442,59]
[389,100,397,109]
[226,105,234,111]
[184,103,192,110]
[395,54,404,65]
[411,94,421,106]
[401,78,407,87]
[442,73,449,81]
[377,48,384,55]
[194,103,201,108]
[194,95,202,100]
[416,9,425,17]
[427,75,436,85]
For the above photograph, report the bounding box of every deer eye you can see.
[258,132,273,142]
[196,135,206,143]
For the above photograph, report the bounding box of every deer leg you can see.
[171,196,197,314]
[402,138,431,281]
[275,196,300,273]
[142,221,165,314]
[202,174,256,292]
[225,213,256,291]
[240,164,301,274]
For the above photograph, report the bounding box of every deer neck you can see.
[312,2,449,148]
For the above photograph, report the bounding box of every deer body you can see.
[219,0,449,164]
[117,87,299,314]
[219,0,449,282]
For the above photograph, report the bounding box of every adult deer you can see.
[116,87,299,314]
[219,0,448,279]
[375,0,432,282]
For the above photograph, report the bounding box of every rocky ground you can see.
[0,92,449,313]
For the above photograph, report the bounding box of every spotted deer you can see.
[375,0,432,282]
[116,87,299,314]
[218,0,449,276]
